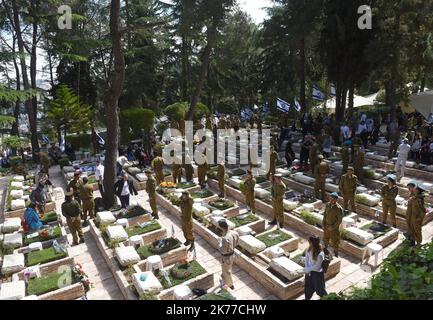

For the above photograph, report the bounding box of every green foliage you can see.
[40,212,59,224]
[165,102,188,122]
[66,134,92,150]
[158,260,207,289]
[363,170,376,180]
[3,136,24,149]
[26,247,68,267]
[27,267,76,296]
[120,108,155,142]
[125,220,162,237]
[176,181,197,189]
[139,292,159,300]
[58,158,71,168]
[299,210,321,226]
[191,189,215,199]
[199,289,236,300]
[208,199,234,211]
[354,194,369,205]
[228,213,259,227]
[215,98,238,115]
[24,226,62,246]
[194,102,210,120]
[256,229,292,247]
[137,238,181,260]
[0,85,35,103]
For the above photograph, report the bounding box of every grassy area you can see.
[361,222,391,239]
[255,176,267,184]
[176,181,196,189]
[299,210,322,226]
[158,260,207,289]
[125,220,161,237]
[191,189,214,199]
[0,240,14,257]
[40,212,58,224]
[124,205,149,219]
[24,226,62,246]
[228,213,259,227]
[256,229,292,247]
[26,247,68,266]
[27,267,77,296]
[136,238,181,260]
[230,168,246,177]
[199,289,236,300]
[208,199,234,211]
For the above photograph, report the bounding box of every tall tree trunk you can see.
[181,35,189,101]
[103,0,125,208]
[29,1,39,152]
[347,83,354,119]
[11,39,21,136]
[186,19,218,121]
[299,37,306,112]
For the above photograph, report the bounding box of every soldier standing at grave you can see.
[67,171,84,206]
[309,138,319,175]
[266,146,279,180]
[218,219,239,290]
[322,192,343,257]
[217,161,226,198]
[271,174,286,228]
[242,170,256,214]
[341,143,350,174]
[353,146,365,184]
[381,175,399,227]
[197,161,208,188]
[177,191,195,250]
[339,167,358,213]
[314,155,329,201]
[406,184,426,247]
[62,190,84,246]
[145,170,159,220]
[80,177,95,226]
[172,161,182,184]
[151,154,165,185]
[183,156,194,182]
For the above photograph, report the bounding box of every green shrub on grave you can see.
[364,169,376,180]
[256,229,292,248]
[139,292,158,300]
[354,194,369,205]
[360,222,391,239]
[157,260,206,289]
[24,226,62,246]
[176,181,196,189]
[137,238,181,260]
[58,158,71,168]
[230,168,246,176]
[191,189,214,199]
[40,212,58,224]
[299,210,321,226]
[27,267,77,296]
[228,213,259,227]
[208,199,234,211]
[125,220,161,237]
[26,247,68,266]
[255,176,267,184]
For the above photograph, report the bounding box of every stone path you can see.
[2,165,433,300]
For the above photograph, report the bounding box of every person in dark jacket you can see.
[114,173,138,208]
[29,183,47,214]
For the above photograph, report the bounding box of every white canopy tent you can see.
[317,94,376,113]
[402,90,433,119]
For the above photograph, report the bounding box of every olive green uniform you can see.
[197,162,208,186]
[146,175,158,215]
[172,163,182,184]
[341,147,349,174]
[217,164,226,197]
[314,161,329,200]
[406,195,426,245]
[322,202,343,256]
[272,181,286,224]
[309,143,319,174]
[178,196,194,242]
[353,149,365,183]
[61,200,83,244]
[39,152,51,174]
[151,156,165,185]
[339,174,358,212]
[79,183,94,220]
[267,150,279,179]
[381,185,398,226]
[243,177,256,214]
[184,163,194,182]
[67,178,83,205]
[220,230,240,288]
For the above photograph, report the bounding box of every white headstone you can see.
[3,233,23,249]
[114,246,140,267]
[2,218,22,233]
[11,199,25,211]
[1,254,25,275]
[0,281,26,300]
[269,257,303,281]
[10,190,24,200]
[106,225,128,242]
[132,272,163,295]
[96,211,116,225]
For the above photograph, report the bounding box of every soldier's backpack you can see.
[321,248,332,273]
[94,197,105,212]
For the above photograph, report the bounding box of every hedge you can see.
[66,134,92,150]
[120,108,155,143]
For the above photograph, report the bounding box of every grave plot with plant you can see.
[208,199,234,211]
[199,289,236,300]
[25,246,68,267]
[191,189,215,199]
[256,229,293,248]
[136,238,181,260]
[228,213,259,227]
[176,181,197,189]
[23,226,63,246]
[40,212,59,225]
[125,220,162,237]
[156,260,207,289]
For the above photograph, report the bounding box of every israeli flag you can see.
[331,84,336,97]
[96,132,105,146]
[293,97,301,112]
[240,108,252,121]
[42,135,50,144]
[276,98,291,113]
[260,102,270,118]
[312,85,325,101]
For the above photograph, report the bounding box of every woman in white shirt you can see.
[303,236,328,300]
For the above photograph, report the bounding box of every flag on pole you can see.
[312,85,325,101]
[260,102,269,119]
[293,97,301,112]
[240,108,252,121]
[253,104,259,110]
[276,98,291,113]
[96,132,105,146]
[42,135,50,144]
[331,84,336,97]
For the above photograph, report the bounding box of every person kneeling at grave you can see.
[218,219,239,290]
[23,202,44,232]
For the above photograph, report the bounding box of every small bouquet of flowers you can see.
[73,263,92,292]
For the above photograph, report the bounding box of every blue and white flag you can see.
[260,102,270,119]
[240,108,252,121]
[42,135,50,144]
[276,98,291,114]
[331,84,336,97]
[312,85,325,101]
[293,97,301,112]
[96,132,105,146]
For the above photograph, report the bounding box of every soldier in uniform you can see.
[353,146,365,184]
[197,161,208,188]
[61,190,84,246]
[406,184,426,247]
[151,155,165,185]
[218,219,239,290]
[172,161,182,184]
[242,170,256,214]
[67,171,83,206]
[217,161,226,198]
[266,146,279,180]
[323,192,343,257]
[79,177,95,226]
[271,174,286,228]
[339,167,358,212]
[219,116,226,129]
[407,181,416,196]
[177,191,195,250]
[37,151,51,175]
[341,143,350,174]
[381,175,399,227]
[183,156,194,182]
[314,155,329,201]
[309,139,319,175]
[145,170,159,220]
